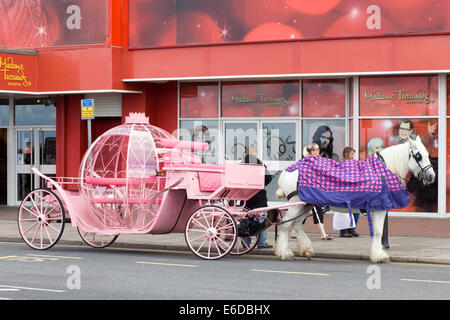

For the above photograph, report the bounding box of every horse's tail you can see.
[276,171,286,199]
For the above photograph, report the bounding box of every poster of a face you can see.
[360,118,438,213]
[302,119,345,162]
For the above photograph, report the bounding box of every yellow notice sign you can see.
[81,99,95,119]
[81,106,94,119]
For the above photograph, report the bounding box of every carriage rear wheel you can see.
[18,188,65,250]
[185,205,237,260]
[77,227,118,248]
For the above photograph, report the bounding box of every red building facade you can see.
[0,0,449,218]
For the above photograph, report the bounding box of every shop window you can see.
[359,118,438,213]
[0,128,6,205]
[224,122,258,161]
[0,98,8,126]
[15,98,56,126]
[221,81,299,117]
[302,79,346,118]
[178,120,219,164]
[302,119,345,162]
[447,75,450,116]
[0,103,8,126]
[360,75,438,117]
[262,122,296,162]
[447,119,450,212]
[180,82,218,118]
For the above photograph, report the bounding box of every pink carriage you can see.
[18,113,299,259]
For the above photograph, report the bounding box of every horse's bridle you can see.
[376,149,433,185]
[410,148,433,184]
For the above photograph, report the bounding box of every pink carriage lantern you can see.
[79,112,174,230]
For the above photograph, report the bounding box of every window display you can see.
[224,122,258,161]
[0,103,8,126]
[262,123,296,162]
[360,75,438,117]
[178,120,218,164]
[360,118,438,213]
[302,79,346,118]
[447,119,450,213]
[302,119,345,162]
[221,81,299,117]
[180,82,218,118]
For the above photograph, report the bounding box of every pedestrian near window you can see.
[242,146,274,249]
[291,142,334,241]
[339,147,360,238]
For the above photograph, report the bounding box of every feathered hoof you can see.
[304,250,314,261]
[278,249,295,261]
[299,248,314,261]
[370,255,391,264]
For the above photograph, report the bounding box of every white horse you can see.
[275,137,435,263]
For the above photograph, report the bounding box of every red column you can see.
[56,95,87,188]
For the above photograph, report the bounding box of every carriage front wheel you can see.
[18,188,65,250]
[185,205,237,260]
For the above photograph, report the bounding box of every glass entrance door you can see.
[222,121,298,202]
[0,129,6,205]
[15,128,56,204]
[224,122,258,161]
[262,121,298,202]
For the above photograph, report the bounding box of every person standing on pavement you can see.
[339,147,360,238]
[242,145,273,249]
[291,142,334,241]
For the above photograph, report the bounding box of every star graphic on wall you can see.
[34,24,48,47]
[35,24,47,37]
[217,24,231,41]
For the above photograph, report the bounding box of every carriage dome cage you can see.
[78,113,176,230]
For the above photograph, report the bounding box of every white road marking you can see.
[0,289,19,292]
[401,278,450,285]
[26,254,84,260]
[136,261,198,268]
[251,269,330,276]
[0,285,65,293]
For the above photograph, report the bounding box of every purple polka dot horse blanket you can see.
[285,155,411,211]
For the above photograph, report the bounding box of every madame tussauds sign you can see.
[0,56,32,88]
[364,89,434,104]
[231,94,292,106]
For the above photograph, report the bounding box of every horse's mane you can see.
[378,141,410,183]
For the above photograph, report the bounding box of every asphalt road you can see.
[0,241,449,301]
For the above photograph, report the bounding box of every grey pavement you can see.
[2,205,450,265]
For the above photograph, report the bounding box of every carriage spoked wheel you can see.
[228,233,260,256]
[219,208,260,255]
[77,227,118,248]
[18,188,65,250]
[185,205,237,260]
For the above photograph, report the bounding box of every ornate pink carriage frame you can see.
[18,113,302,259]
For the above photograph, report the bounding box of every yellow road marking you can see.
[0,254,83,262]
[401,278,450,285]
[251,269,330,276]
[136,261,198,268]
